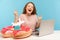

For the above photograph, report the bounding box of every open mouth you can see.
[28,9,31,12]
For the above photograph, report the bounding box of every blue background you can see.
[0,0,60,30]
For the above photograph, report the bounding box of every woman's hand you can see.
[38,16,42,24]
[14,10,18,16]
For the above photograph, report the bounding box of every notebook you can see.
[39,20,54,36]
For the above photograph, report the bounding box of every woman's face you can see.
[26,3,34,15]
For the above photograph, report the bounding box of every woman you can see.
[14,2,41,38]
[1,2,42,38]
[20,2,41,31]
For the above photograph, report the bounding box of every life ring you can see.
[1,25,32,38]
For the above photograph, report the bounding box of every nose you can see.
[29,6,32,9]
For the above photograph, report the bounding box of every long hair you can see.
[23,2,37,15]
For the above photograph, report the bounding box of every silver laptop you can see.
[39,20,54,36]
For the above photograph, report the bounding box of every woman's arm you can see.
[36,17,42,29]
[14,10,19,23]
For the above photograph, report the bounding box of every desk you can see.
[0,31,60,40]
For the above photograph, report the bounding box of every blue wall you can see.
[0,0,60,30]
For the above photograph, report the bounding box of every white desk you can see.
[0,31,60,40]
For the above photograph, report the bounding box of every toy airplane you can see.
[12,10,24,30]
[12,18,24,30]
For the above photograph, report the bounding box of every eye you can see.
[28,5,30,7]
[31,6,33,8]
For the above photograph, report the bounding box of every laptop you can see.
[39,20,54,36]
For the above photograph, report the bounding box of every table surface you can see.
[0,30,60,40]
